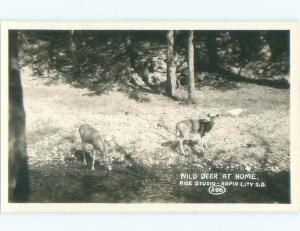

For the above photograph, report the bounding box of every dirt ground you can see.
[22,68,290,203]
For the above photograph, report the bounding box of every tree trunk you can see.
[9,31,30,202]
[70,30,80,79]
[48,39,55,68]
[187,30,195,100]
[166,30,176,97]
[206,32,218,71]
[125,35,136,70]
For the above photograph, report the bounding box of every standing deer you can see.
[175,114,219,155]
[79,124,106,170]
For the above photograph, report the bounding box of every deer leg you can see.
[199,137,205,152]
[200,142,204,152]
[178,137,186,155]
[106,156,112,171]
[92,149,96,171]
[103,151,112,171]
[82,143,87,165]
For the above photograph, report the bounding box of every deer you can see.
[79,124,107,171]
[175,113,219,155]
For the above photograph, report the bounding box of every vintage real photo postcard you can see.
[1,21,300,212]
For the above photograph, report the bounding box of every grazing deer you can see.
[175,114,219,155]
[79,124,106,170]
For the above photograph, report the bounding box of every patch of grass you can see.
[23,72,289,203]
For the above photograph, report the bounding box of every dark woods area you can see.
[8,29,290,203]
[19,30,289,97]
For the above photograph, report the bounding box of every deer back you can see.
[79,124,106,152]
[92,133,106,153]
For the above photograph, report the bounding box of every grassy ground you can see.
[22,69,290,203]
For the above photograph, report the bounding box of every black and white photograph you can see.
[1,22,300,212]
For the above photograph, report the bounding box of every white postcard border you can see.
[1,21,299,213]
